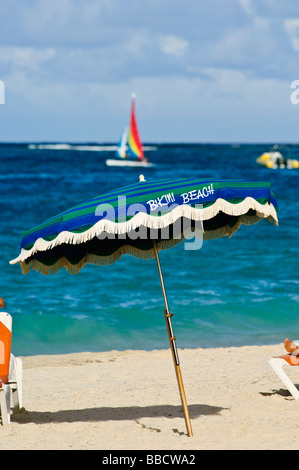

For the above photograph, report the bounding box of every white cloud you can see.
[284,19,299,51]
[121,30,153,58]
[159,35,188,58]
[239,0,256,17]
[0,47,56,70]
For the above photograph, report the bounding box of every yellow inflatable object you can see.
[257,151,299,169]
[259,153,271,162]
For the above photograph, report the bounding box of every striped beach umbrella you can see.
[10,176,278,437]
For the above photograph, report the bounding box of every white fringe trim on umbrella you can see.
[10,197,278,272]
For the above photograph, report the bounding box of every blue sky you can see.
[1,0,299,142]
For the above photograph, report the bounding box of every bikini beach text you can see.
[147,184,214,211]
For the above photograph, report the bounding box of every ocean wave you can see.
[28,144,157,151]
[0,173,57,179]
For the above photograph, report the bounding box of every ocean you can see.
[1,142,298,356]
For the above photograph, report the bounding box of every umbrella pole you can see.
[153,241,193,437]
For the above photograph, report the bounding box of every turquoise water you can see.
[1,143,298,356]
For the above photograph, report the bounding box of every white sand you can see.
[1,343,299,450]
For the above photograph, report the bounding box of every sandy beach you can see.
[1,343,299,450]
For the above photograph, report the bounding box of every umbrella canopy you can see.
[10,177,278,275]
[10,176,278,437]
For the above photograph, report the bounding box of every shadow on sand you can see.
[12,403,227,428]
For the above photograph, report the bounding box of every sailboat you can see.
[115,127,128,159]
[106,94,153,167]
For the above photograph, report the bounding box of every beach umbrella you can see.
[10,176,278,437]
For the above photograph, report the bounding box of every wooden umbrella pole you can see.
[153,241,193,437]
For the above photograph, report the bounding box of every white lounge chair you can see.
[0,312,23,425]
[268,340,299,400]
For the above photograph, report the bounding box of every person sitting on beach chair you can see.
[268,338,299,400]
[284,339,299,357]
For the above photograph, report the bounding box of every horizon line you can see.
[0,140,298,145]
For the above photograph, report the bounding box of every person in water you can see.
[284,339,299,356]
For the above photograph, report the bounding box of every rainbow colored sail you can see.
[127,95,144,160]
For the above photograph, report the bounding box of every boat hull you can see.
[106,159,154,167]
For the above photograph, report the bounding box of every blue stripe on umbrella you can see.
[20,184,276,250]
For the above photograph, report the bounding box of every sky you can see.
[1,0,299,143]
